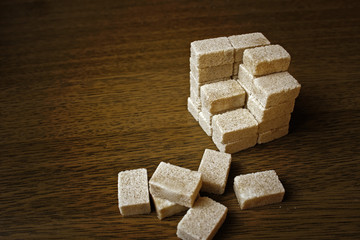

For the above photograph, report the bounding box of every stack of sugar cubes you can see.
[187,33,301,153]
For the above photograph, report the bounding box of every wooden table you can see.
[1,0,359,239]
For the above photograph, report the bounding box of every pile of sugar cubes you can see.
[187,33,301,153]
[118,149,285,239]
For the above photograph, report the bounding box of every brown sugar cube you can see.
[233,170,285,210]
[228,32,271,62]
[177,197,228,240]
[149,162,202,208]
[238,64,301,108]
[198,149,231,194]
[190,37,234,68]
[187,97,200,121]
[118,168,151,216]
[212,108,258,144]
[246,95,295,122]
[258,125,289,144]
[190,59,233,83]
[201,80,245,115]
[199,112,212,136]
[213,135,257,154]
[243,44,291,76]
[258,114,291,133]
[152,195,188,220]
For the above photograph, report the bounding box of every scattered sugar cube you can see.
[190,60,233,83]
[212,108,258,144]
[187,97,200,121]
[258,114,291,133]
[149,162,202,208]
[258,125,289,144]
[118,168,151,216]
[233,170,285,210]
[152,195,188,220]
[243,44,291,76]
[199,112,212,136]
[228,32,270,62]
[190,37,234,68]
[213,135,257,154]
[177,197,228,240]
[201,80,245,115]
[247,95,295,122]
[238,64,301,108]
[198,149,231,194]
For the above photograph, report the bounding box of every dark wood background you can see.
[1,0,359,239]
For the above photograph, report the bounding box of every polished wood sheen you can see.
[1,0,359,239]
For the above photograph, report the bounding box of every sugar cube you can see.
[187,97,200,121]
[233,170,285,210]
[258,125,289,144]
[190,60,233,83]
[177,197,228,240]
[149,162,202,208]
[198,149,231,194]
[199,112,212,136]
[213,135,257,154]
[118,168,151,216]
[243,44,291,76]
[191,37,234,68]
[152,195,188,220]
[258,114,291,133]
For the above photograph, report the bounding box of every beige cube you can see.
[198,149,231,194]
[177,197,228,240]
[149,162,202,208]
[238,64,301,108]
[258,114,291,133]
[201,80,245,115]
[233,170,285,210]
[190,60,233,83]
[243,44,291,76]
[199,112,212,136]
[258,125,289,144]
[213,135,257,154]
[118,168,151,216]
[228,32,271,62]
[190,37,234,68]
[247,95,295,122]
[212,108,258,144]
[201,106,213,124]
[152,195,188,220]
[187,97,200,121]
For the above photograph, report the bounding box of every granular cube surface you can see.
[152,195,188,220]
[118,168,151,216]
[258,125,289,144]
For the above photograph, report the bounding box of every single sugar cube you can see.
[212,108,258,144]
[190,37,234,68]
[228,32,271,62]
[246,95,295,122]
[201,80,245,115]
[149,162,202,208]
[198,149,232,194]
[187,97,200,121]
[177,197,228,240]
[243,44,291,76]
[152,195,188,220]
[199,112,212,136]
[258,125,289,144]
[190,60,233,83]
[213,135,257,154]
[233,170,285,210]
[118,168,151,216]
[237,64,257,94]
[258,114,291,133]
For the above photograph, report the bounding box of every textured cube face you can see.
[190,37,234,68]
[243,44,291,76]
[198,149,231,194]
[233,170,285,210]
[118,168,151,216]
[177,197,228,240]
[200,80,246,115]
[152,196,188,220]
[257,125,289,144]
[149,162,202,208]
[228,32,271,62]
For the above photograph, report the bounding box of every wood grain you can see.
[1,0,359,239]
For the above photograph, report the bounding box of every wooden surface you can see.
[1,0,359,239]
